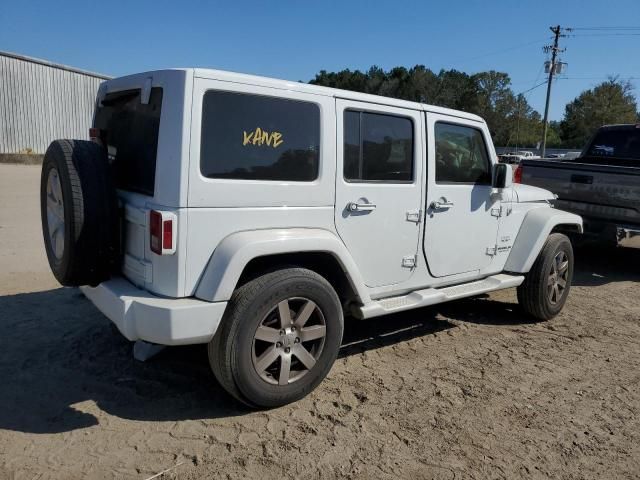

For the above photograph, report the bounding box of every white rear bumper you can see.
[81,277,226,345]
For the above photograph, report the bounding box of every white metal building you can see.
[0,51,111,154]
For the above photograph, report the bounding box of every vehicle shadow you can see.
[572,244,640,287]
[435,294,538,326]
[2,244,634,435]
[0,288,452,435]
[339,308,454,358]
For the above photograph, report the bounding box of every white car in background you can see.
[499,150,540,164]
[563,151,582,160]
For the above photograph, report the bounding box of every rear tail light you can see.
[89,127,103,146]
[150,210,177,255]
[513,164,523,184]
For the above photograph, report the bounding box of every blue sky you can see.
[1,0,639,120]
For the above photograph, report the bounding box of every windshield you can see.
[93,87,163,196]
[584,128,640,162]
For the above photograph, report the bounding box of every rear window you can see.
[94,87,163,196]
[584,128,640,163]
[200,91,320,181]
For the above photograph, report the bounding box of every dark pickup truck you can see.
[517,124,640,248]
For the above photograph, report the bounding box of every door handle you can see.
[430,197,454,210]
[348,200,377,212]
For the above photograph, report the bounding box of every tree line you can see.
[309,66,639,149]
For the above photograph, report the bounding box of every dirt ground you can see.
[0,163,639,480]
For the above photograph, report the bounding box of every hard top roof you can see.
[191,68,484,122]
[106,68,484,123]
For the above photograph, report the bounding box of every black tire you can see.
[40,139,119,287]
[209,268,344,408]
[517,233,574,320]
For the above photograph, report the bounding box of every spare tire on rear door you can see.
[40,139,119,287]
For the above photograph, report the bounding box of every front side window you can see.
[344,110,414,182]
[200,91,320,181]
[435,122,491,184]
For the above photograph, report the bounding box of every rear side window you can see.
[434,122,491,184]
[94,87,163,196]
[200,91,320,181]
[344,110,414,182]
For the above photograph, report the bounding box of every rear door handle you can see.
[348,200,377,212]
[430,197,454,210]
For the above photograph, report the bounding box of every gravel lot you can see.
[0,163,639,479]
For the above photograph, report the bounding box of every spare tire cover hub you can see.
[45,167,65,260]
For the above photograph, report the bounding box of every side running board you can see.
[356,274,525,319]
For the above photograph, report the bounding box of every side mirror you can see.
[492,163,513,190]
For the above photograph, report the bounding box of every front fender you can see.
[194,228,371,304]
[504,207,583,273]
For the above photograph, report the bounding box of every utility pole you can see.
[541,25,565,158]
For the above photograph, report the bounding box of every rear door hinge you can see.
[406,209,422,223]
[486,246,497,256]
[402,255,417,268]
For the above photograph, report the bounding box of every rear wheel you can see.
[517,233,574,320]
[209,268,343,408]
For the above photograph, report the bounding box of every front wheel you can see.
[208,268,344,408]
[517,233,574,320]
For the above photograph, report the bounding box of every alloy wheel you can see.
[251,297,327,386]
[547,251,569,304]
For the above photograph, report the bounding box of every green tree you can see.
[309,65,543,147]
[544,121,563,148]
[473,71,526,146]
[560,78,639,148]
[430,69,478,111]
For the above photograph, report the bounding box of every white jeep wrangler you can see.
[40,68,582,407]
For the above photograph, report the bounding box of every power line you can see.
[556,73,637,77]
[514,75,637,84]
[508,80,550,151]
[517,80,548,95]
[448,37,552,66]
[568,33,640,37]
[529,62,545,88]
[569,26,640,30]
[557,76,637,80]
[565,25,640,38]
